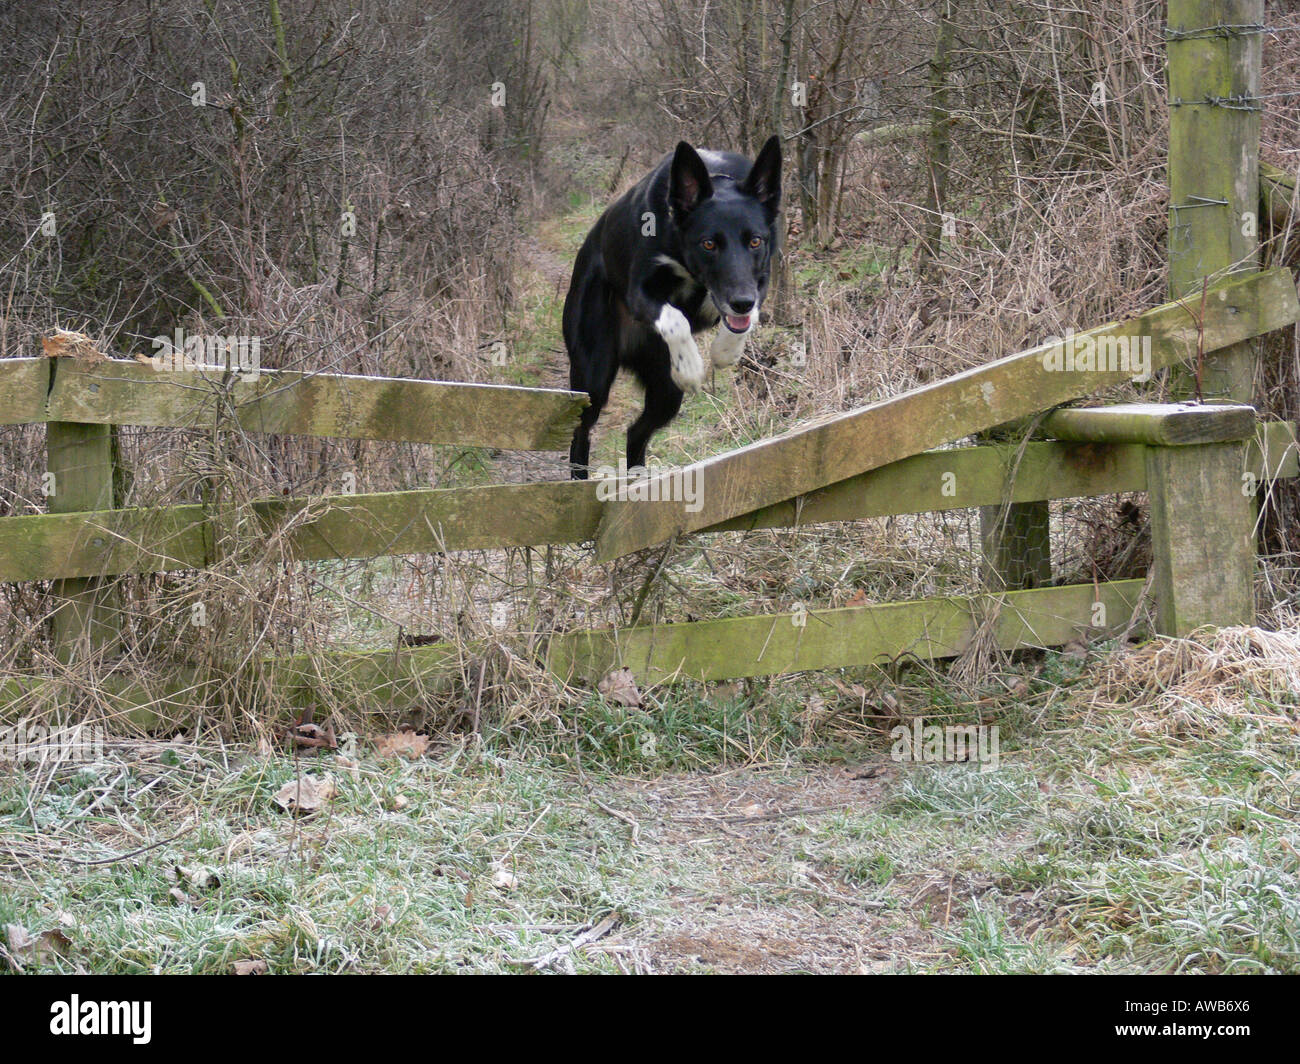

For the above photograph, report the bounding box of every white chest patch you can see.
[710,317,754,367]
[655,304,706,392]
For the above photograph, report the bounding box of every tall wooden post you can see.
[47,363,119,664]
[1167,0,1263,401]
[1159,0,1263,632]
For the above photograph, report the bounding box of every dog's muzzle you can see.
[717,298,756,333]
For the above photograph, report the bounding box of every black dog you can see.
[563,136,782,478]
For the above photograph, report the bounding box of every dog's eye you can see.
[701,238,716,251]
[749,237,763,248]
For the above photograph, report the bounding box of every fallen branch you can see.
[591,797,641,844]
[507,914,620,973]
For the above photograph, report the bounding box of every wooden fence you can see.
[1,267,1297,719]
[2,0,1298,720]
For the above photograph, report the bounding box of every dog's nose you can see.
[729,298,755,315]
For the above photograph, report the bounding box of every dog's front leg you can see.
[626,279,706,391]
[630,292,705,392]
[710,318,755,368]
[654,304,707,392]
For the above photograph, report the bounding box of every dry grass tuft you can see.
[1093,626,1300,737]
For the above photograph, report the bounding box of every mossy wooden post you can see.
[1167,0,1263,399]
[1162,1,1262,633]
[1147,440,1255,634]
[978,421,1051,592]
[47,369,118,663]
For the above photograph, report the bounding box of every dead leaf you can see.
[828,676,870,702]
[1062,639,1089,662]
[877,690,901,719]
[357,903,396,932]
[6,924,72,967]
[41,328,106,364]
[150,202,179,230]
[491,867,518,891]
[598,667,642,708]
[844,589,869,608]
[233,959,268,975]
[374,730,429,759]
[272,773,337,815]
[287,721,337,751]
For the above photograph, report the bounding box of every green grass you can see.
[1,746,659,973]
[5,655,1300,973]
[533,685,809,774]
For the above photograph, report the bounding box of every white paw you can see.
[710,319,754,367]
[655,305,706,392]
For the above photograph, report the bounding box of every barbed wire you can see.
[1170,90,1300,112]
[1165,23,1297,42]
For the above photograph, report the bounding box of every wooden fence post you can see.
[47,369,118,663]
[980,501,1052,590]
[1162,0,1263,633]
[1146,440,1255,635]
[1167,0,1263,398]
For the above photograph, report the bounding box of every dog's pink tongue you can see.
[726,313,752,332]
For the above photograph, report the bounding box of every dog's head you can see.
[669,136,782,334]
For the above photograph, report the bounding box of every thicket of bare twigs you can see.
[0,1,1297,740]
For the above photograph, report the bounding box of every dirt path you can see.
[599,764,944,974]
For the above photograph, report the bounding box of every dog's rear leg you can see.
[569,402,602,479]
[568,342,618,480]
[627,355,684,471]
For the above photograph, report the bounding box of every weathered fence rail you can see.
[8,356,590,449]
[547,580,1151,685]
[2,420,1295,584]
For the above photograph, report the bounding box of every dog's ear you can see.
[742,135,782,212]
[669,142,713,217]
